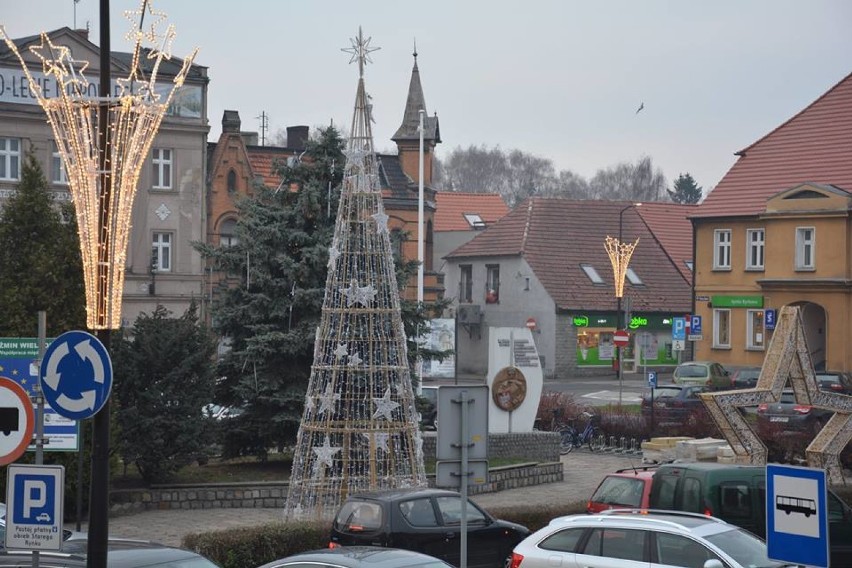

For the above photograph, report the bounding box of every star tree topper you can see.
[341,26,380,78]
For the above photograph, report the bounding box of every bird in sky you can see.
[635,102,644,114]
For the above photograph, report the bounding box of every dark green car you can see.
[649,462,852,567]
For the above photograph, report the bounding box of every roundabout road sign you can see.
[39,331,112,421]
[0,376,35,466]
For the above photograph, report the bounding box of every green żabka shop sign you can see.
[572,314,676,330]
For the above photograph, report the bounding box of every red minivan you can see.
[586,466,656,513]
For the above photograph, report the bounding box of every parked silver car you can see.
[509,510,792,568]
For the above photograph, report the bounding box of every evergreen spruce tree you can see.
[195,126,346,459]
[112,302,217,483]
[0,151,85,336]
[668,172,703,204]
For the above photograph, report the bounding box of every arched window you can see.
[220,218,238,247]
[227,169,237,193]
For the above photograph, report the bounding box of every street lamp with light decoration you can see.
[605,203,641,405]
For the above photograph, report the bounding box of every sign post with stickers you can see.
[5,464,64,551]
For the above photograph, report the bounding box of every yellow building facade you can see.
[693,183,852,371]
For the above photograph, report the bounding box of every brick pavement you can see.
[99,450,641,547]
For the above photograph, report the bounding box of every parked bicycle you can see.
[559,411,605,454]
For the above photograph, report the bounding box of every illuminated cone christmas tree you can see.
[284,28,426,521]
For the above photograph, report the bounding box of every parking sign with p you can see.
[5,464,64,551]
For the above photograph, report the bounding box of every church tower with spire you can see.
[377,46,443,303]
[391,46,441,186]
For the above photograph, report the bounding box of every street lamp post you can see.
[606,203,641,405]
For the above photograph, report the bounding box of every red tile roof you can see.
[636,203,696,283]
[434,192,509,232]
[246,147,295,189]
[696,72,852,218]
[446,198,692,312]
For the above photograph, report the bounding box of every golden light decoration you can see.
[0,1,197,329]
[604,235,639,298]
[701,306,852,485]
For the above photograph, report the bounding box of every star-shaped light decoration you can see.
[372,388,400,421]
[701,306,852,484]
[363,432,390,453]
[312,435,342,476]
[327,241,341,269]
[342,146,368,173]
[317,383,341,416]
[371,209,389,234]
[341,26,380,78]
[356,284,377,307]
[340,279,360,307]
[333,343,349,359]
[348,352,363,367]
[304,395,315,413]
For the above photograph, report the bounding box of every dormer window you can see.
[580,264,605,285]
[626,268,643,286]
[463,213,486,229]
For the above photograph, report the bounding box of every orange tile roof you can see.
[636,203,696,283]
[446,198,692,312]
[696,72,852,218]
[246,147,295,189]
[434,191,509,231]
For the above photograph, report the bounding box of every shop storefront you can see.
[572,313,679,370]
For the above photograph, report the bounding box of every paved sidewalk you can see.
[100,451,642,547]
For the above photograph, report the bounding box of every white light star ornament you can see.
[357,284,377,307]
[317,383,341,416]
[340,279,360,307]
[327,242,341,269]
[312,435,342,477]
[372,388,401,421]
[333,343,349,358]
[363,432,390,453]
[371,209,389,234]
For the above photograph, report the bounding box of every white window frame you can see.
[625,267,643,286]
[152,148,173,190]
[746,309,765,350]
[713,308,731,349]
[459,265,473,303]
[713,229,731,270]
[51,141,69,185]
[152,232,172,272]
[795,227,815,270]
[580,263,605,285]
[0,137,21,181]
[745,228,764,270]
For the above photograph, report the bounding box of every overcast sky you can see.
[3,0,851,195]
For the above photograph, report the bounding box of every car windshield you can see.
[704,527,787,568]
[677,365,709,378]
[590,477,645,507]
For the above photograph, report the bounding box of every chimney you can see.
[222,110,241,133]
[240,132,259,146]
[74,29,89,41]
[286,126,309,152]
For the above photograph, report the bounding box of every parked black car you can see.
[816,371,852,395]
[641,385,709,424]
[330,488,530,568]
[259,546,452,568]
[730,366,761,389]
[756,389,833,435]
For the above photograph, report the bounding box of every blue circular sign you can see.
[39,330,112,420]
